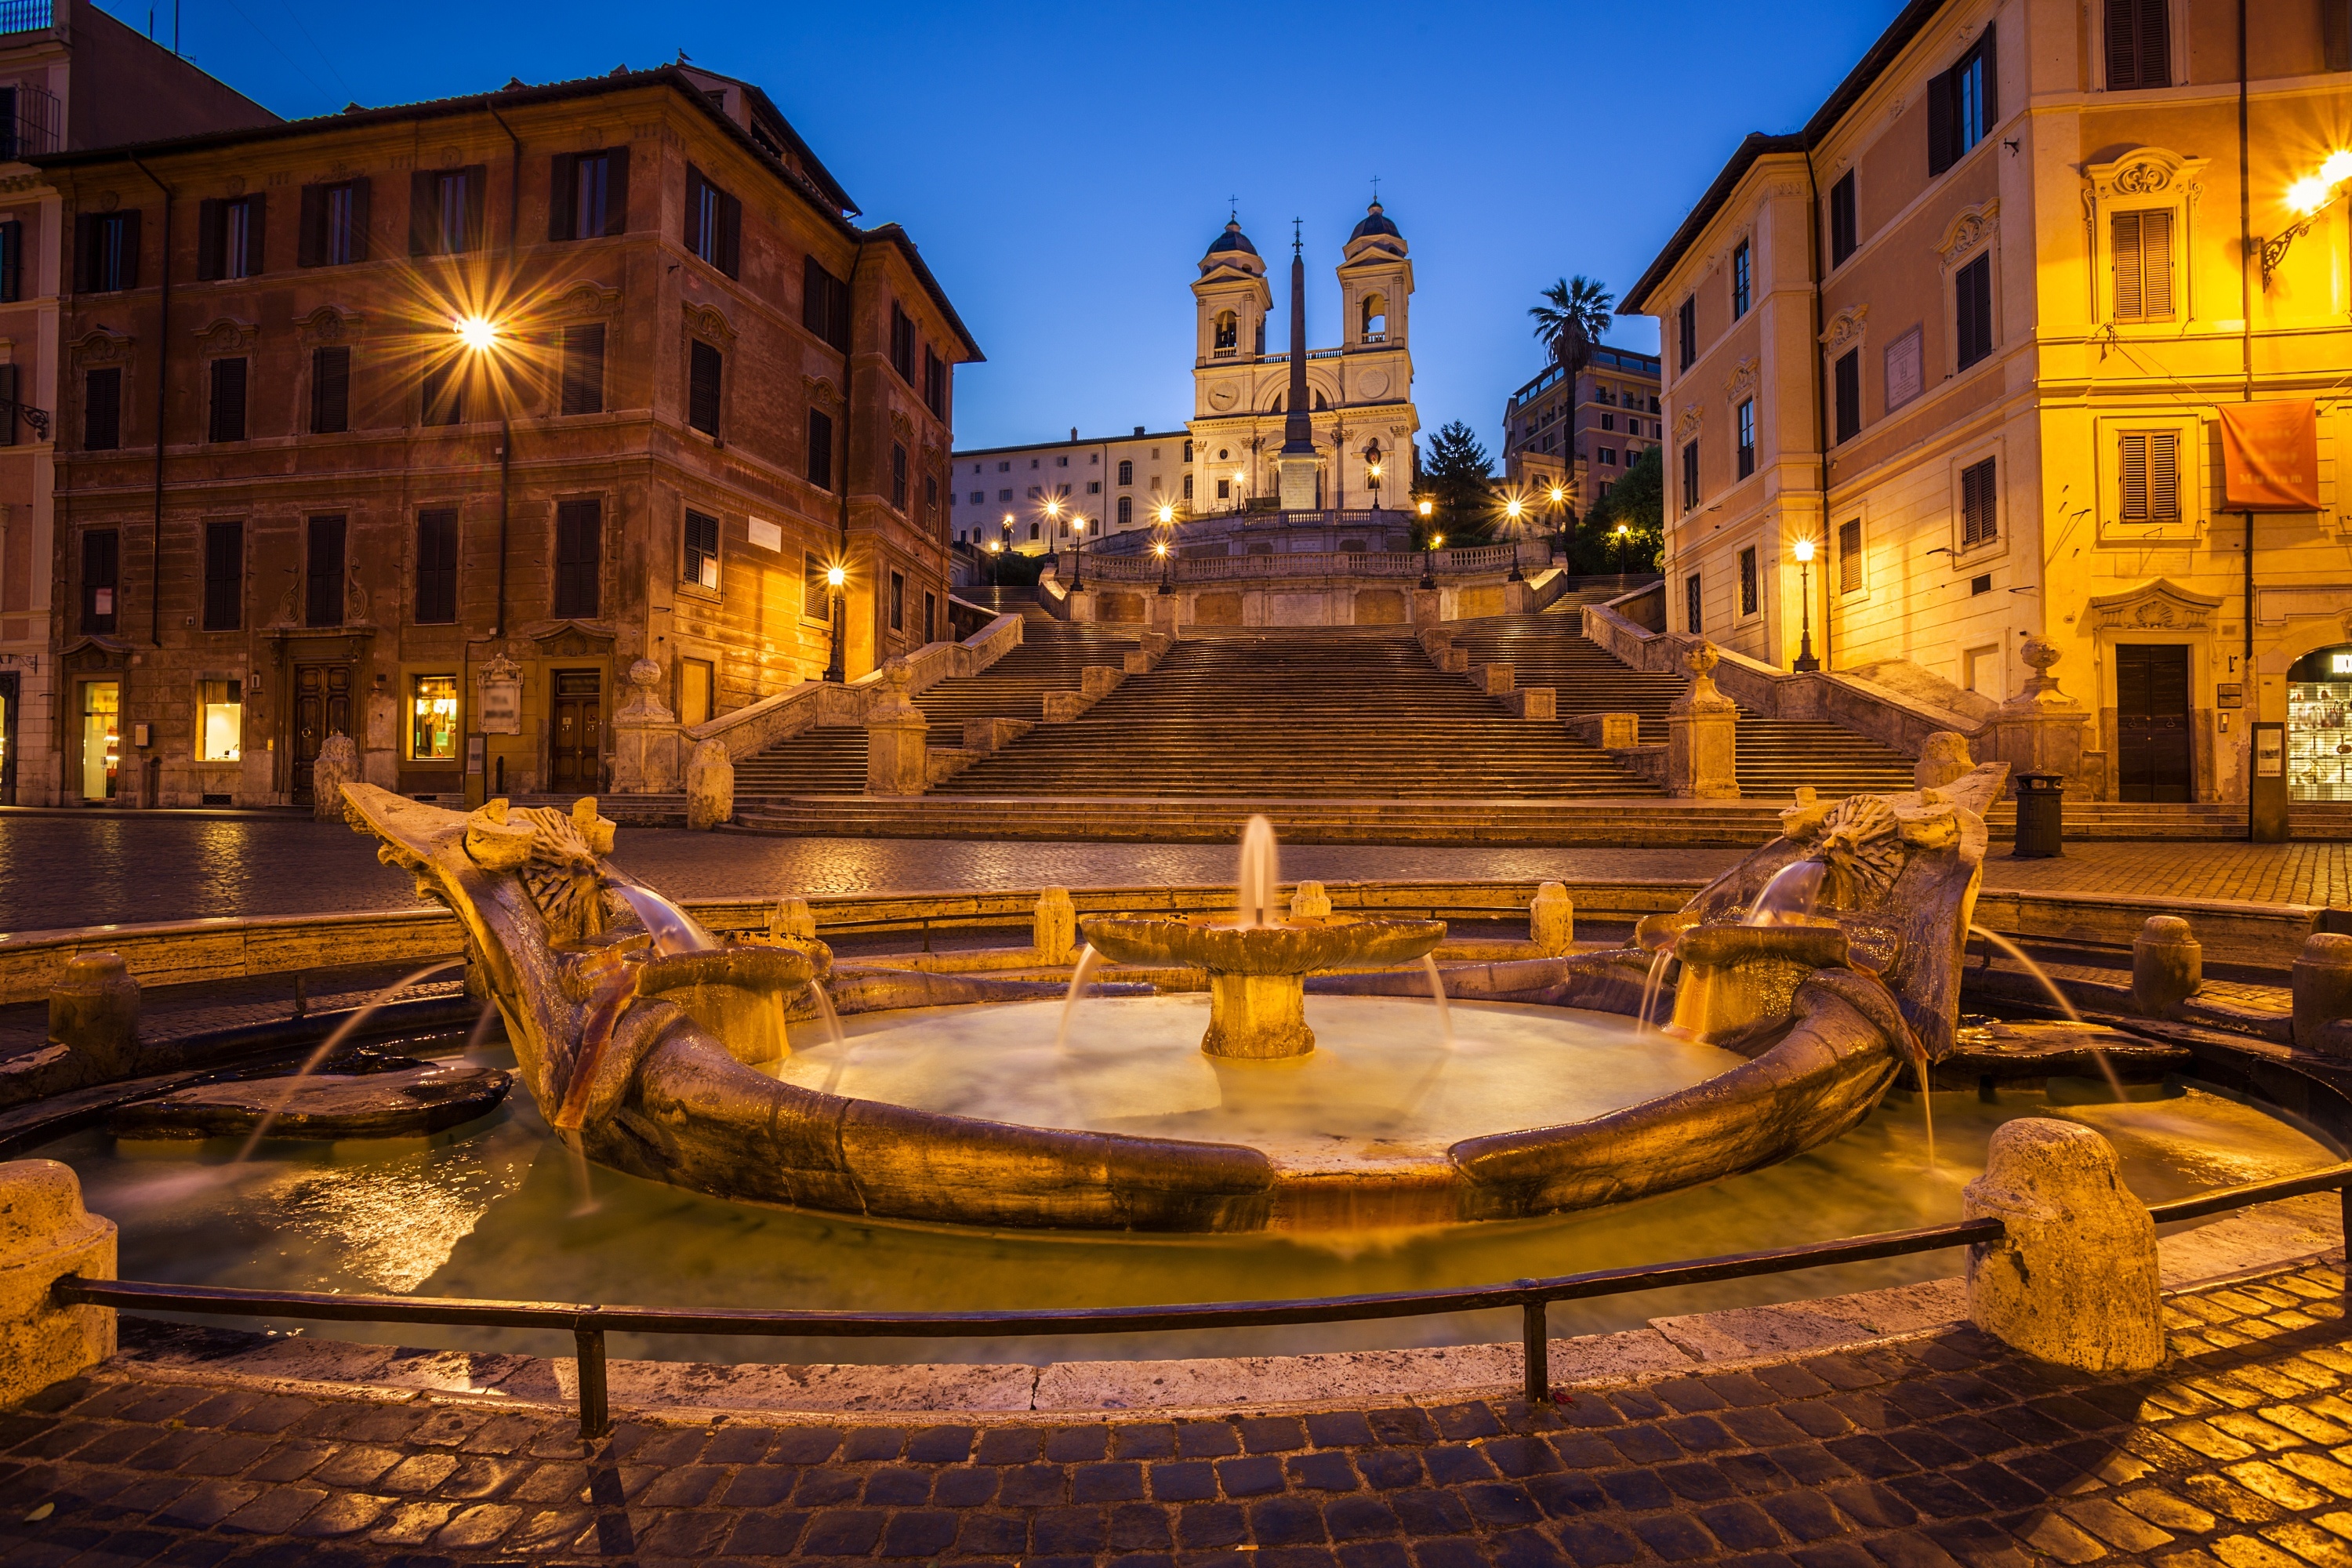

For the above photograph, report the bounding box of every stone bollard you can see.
[1289,881,1332,920]
[0,1160,118,1406]
[47,953,139,1079]
[2292,933,2352,1056]
[311,731,359,821]
[1914,731,1975,790]
[2132,916,2202,1019]
[1962,1119,2165,1373]
[685,739,735,830]
[1034,887,1077,964]
[1530,883,1575,956]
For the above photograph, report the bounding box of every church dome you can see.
[1349,201,1399,241]
[1206,218,1259,258]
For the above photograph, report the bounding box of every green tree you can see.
[1529,275,1616,382]
[1417,420,1497,543]
[1577,446,1663,574]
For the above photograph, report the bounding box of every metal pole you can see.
[574,1327,610,1439]
[1521,1297,1551,1406]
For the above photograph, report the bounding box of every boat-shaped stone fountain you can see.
[338,760,2006,1233]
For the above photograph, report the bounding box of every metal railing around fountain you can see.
[51,1161,2352,1439]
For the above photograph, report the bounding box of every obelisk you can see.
[1276,220,1319,513]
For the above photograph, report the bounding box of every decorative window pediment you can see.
[2085,146,2206,202]
[1936,201,1999,269]
[681,300,735,347]
[1819,306,1868,353]
[71,328,133,365]
[804,375,843,411]
[296,305,363,346]
[2086,576,2223,632]
[1722,357,1758,401]
[194,317,257,354]
[554,281,622,318]
[1673,402,1703,442]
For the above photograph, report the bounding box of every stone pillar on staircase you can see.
[863,657,930,796]
[1412,587,1443,628]
[1980,635,2094,799]
[1666,641,1740,800]
[611,657,684,795]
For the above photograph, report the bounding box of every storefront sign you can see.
[2219,401,2321,511]
[2258,726,2286,776]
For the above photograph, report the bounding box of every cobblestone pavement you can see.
[0,1259,2341,1566]
[11,817,2352,935]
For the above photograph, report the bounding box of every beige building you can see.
[1625,0,2352,804]
[949,425,1190,557]
[1499,345,1663,513]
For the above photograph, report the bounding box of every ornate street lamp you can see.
[1155,502,1178,596]
[823,563,848,683]
[1417,498,1437,589]
[1548,483,1570,562]
[1503,494,1526,581]
[2263,150,2352,287]
[1614,522,1631,577]
[1070,514,1087,590]
[1791,535,1820,673]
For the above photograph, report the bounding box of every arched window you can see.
[1182,439,1193,462]
[1214,310,1237,350]
[1313,391,1329,412]
[1116,495,1132,527]
[1254,319,1266,355]
[1362,292,1387,340]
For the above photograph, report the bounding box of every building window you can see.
[1685,572,1702,634]
[1929,25,1998,176]
[807,408,834,490]
[888,570,905,633]
[1214,310,1237,351]
[560,324,605,416]
[802,255,851,350]
[1183,474,1194,499]
[1599,447,1617,466]
[1735,546,1760,617]
[1731,240,1751,318]
[1828,171,1858,267]
[1117,459,1133,486]
[75,211,139,292]
[1117,495,1132,527]
[688,340,721,436]
[1884,325,1924,412]
[2118,430,2180,521]
[298,179,368,267]
[408,165,484,256]
[924,473,938,525]
[415,509,458,624]
[197,194,264,281]
[891,441,909,511]
[678,658,714,726]
[202,521,241,631]
[683,507,720,590]
[2105,0,2169,89]
[925,591,937,643]
[684,165,742,276]
[1833,351,1860,445]
[408,674,459,760]
[2111,209,2175,321]
[304,514,345,628]
[924,347,947,417]
[1838,517,1863,593]
[550,148,629,240]
[554,499,601,618]
[1182,439,1194,462]
[804,551,830,618]
[1216,477,1231,500]
[1960,456,1998,548]
[80,528,118,633]
[1731,399,1754,478]
[197,679,241,762]
[420,357,464,426]
[1680,439,1699,512]
[890,302,916,382]
[208,358,247,444]
[1677,295,1697,371]
[310,345,350,434]
[1955,252,1994,369]
[83,366,121,451]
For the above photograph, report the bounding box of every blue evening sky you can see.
[107,1,1904,456]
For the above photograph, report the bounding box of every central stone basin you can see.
[1080,914,1447,1058]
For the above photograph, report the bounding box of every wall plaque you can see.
[476,654,523,735]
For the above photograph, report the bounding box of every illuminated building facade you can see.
[1499,345,1663,515]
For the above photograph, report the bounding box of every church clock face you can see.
[1359,369,1389,399]
[1209,383,1239,411]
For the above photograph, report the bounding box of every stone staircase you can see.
[1452,613,1918,800]
[932,627,1660,799]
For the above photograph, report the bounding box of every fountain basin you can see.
[1080,914,1445,1059]
[1668,923,1853,1047]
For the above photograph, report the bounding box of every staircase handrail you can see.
[685,612,1025,760]
[1050,541,1548,583]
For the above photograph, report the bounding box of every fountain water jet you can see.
[1058,945,1106,1052]
[234,958,466,1160]
[1420,956,1454,1047]
[1968,924,2128,1098]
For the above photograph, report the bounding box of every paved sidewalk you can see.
[7,816,2352,935]
[0,1259,2343,1566]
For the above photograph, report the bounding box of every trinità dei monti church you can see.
[949,201,1421,550]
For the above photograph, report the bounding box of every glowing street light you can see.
[1069,514,1087,590]
[1613,521,1631,576]
[1791,534,1820,673]
[2263,149,2352,285]
[454,315,499,353]
[822,561,848,683]
[1155,538,1174,596]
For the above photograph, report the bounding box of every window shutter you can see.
[2105,0,2140,86]
[688,340,722,434]
[603,147,630,236]
[210,358,247,443]
[347,177,372,262]
[684,165,706,256]
[311,345,350,434]
[2150,430,2179,519]
[197,198,224,281]
[548,152,576,241]
[1977,22,1998,126]
[0,361,16,447]
[298,183,324,267]
[1962,457,1998,546]
[2119,431,2149,518]
[808,408,833,490]
[71,212,93,291]
[1838,517,1862,592]
[116,210,138,290]
[2330,0,2352,71]
[244,193,266,277]
[0,220,20,303]
[1927,68,1957,175]
[2141,209,2172,317]
[717,189,742,278]
[561,323,604,416]
[408,169,434,255]
[84,367,119,449]
[462,164,486,252]
[2112,211,2143,319]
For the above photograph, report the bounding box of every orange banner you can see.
[2218,400,2321,512]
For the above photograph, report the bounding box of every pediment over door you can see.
[2086,577,2223,632]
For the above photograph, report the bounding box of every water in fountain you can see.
[1237,814,1279,928]
[611,877,717,956]
[1419,956,1455,1047]
[461,997,501,1064]
[1058,945,1106,1051]
[1746,860,1827,925]
[1967,924,2127,1098]
[1639,949,1674,1035]
[234,959,466,1160]
[1915,1061,1937,1172]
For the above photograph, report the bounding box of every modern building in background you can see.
[0,0,274,804]
[1498,345,1661,514]
[1624,0,2352,804]
[39,63,975,808]
[950,424,1190,557]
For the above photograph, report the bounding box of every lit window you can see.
[410,673,460,760]
[197,679,241,762]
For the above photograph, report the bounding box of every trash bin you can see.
[2013,772,2064,858]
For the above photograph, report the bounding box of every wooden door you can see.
[550,670,601,793]
[292,662,351,804]
[2116,644,2192,802]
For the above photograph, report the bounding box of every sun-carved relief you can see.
[681,300,735,346]
[1819,306,1868,353]
[296,304,364,346]
[1673,401,1704,443]
[193,317,257,354]
[70,328,133,367]
[1722,358,1759,401]
[552,281,622,319]
[804,376,844,411]
[1936,201,1999,270]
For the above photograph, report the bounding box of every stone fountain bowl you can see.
[1080,914,1446,975]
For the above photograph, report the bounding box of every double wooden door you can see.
[550,670,601,794]
[292,662,350,805]
[2116,644,2192,802]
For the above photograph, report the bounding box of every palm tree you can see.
[1529,275,1616,380]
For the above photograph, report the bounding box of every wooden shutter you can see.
[114,211,138,290]
[298,183,324,267]
[1976,23,1998,129]
[554,499,601,618]
[603,147,630,235]
[408,169,434,254]
[242,194,265,277]
[416,510,458,623]
[808,408,833,490]
[684,165,706,256]
[561,324,604,416]
[203,521,241,631]
[209,358,247,443]
[84,367,118,449]
[71,212,92,291]
[2119,431,2150,518]
[462,165,486,252]
[1835,350,1860,443]
[0,361,16,447]
[305,515,345,627]
[0,220,18,304]
[2149,430,2180,519]
[196,198,224,281]
[2112,212,2144,319]
[548,152,576,241]
[717,189,742,278]
[2329,0,2352,71]
[688,340,722,434]
[1927,67,1957,175]
[1961,458,1997,546]
[2107,0,2169,89]
[2112,209,2173,321]
[347,178,372,262]
[311,346,350,434]
[1838,517,1862,592]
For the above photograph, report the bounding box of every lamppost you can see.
[985,537,1003,588]
[1070,515,1087,590]
[1367,459,1383,513]
[1791,535,1820,672]
[823,563,848,682]
[1614,523,1631,577]
[1548,483,1570,564]
[1417,498,1437,588]
[1503,495,1526,582]
[1155,502,1177,595]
